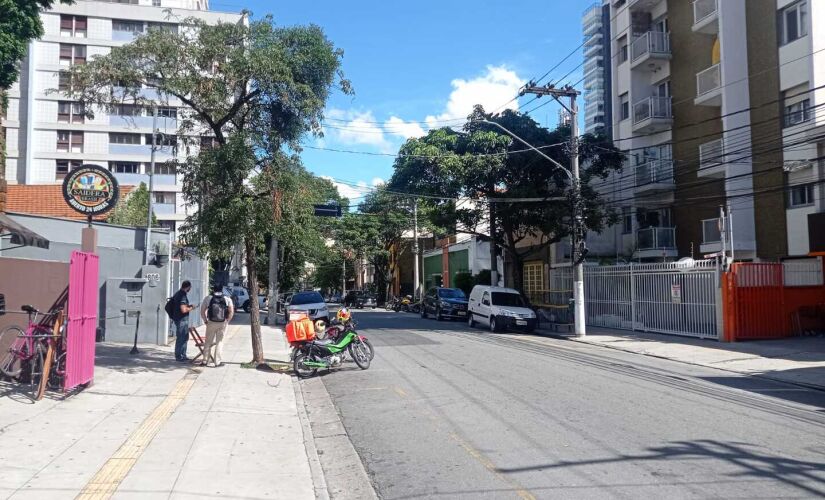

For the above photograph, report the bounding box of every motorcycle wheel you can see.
[360,337,375,360]
[293,351,318,378]
[348,340,371,370]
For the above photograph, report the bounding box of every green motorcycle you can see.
[294,328,371,378]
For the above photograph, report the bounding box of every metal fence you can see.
[783,258,823,287]
[544,260,720,339]
[65,251,99,391]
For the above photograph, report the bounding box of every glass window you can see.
[57,131,83,152]
[148,22,178,34]
[152,0,161,5]
[153,162,176,175]
[785,98,811,127]
[200,136,216,150]
[437,288,466,299]
[779,1,807,45]
[156,107,177,119]
[290,292,325,305]
[146,133,177,146]
[618,35,628,63]
[110,162,140,174]
[59,44,85,65]
[112,20,144,33]
[788,183,815,207]
[622,207,632,234]
[58,71,72,92]
[57,101,84,123]
[153,192,175,204]
[60,15,87,37]
[56,159,82,180]
[491,292,527,308]
[620,93,629,120]
[114,104,142,116]
[109,132,141,144]
[522,262,544,299]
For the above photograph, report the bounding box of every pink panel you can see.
[65,251,98,391]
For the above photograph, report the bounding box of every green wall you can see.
[448,249,469,287]
[423,254,442,289]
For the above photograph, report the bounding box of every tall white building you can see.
[2,0,242,232]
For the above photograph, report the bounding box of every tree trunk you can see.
[245,237,264,364]
[266,238,279,326]
[511,248,525,295]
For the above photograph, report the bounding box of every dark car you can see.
[344,291,377,309]
[421,287,469,321]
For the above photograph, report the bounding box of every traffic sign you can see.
[313,204,342,217]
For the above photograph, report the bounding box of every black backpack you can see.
[164,297,175,319]
[207,294,227,322]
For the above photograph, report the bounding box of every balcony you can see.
[635,227,678,259]
[113,172,177,187]
[584,43,602,59]
[632,96,672,133]
[152,203,177,216]
[628,0,665,11]
[695,63,722,106]
[634,159,675,194]
[108,143,177,158]
[630,32,671,69]
[700,218,726,254]
[698,138,725,177]
[109,115,177,130]
[692,0,719,34]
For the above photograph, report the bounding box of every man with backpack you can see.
[199,283,234,367]
[168,281,196,362]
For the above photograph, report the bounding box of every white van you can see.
[467,285,537,332]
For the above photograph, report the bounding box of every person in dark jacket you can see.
[171,281,196,361]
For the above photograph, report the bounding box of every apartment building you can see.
[2,0,242,232]
[594,0,825,262]
[582,1,613,135]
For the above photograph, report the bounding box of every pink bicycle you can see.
[0,305,64,398]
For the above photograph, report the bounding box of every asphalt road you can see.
[317,309,825,500]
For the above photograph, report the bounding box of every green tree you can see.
[68,15,349,364]
[389,107,624,293]
[106,182,157,227]
[0,0,72,90]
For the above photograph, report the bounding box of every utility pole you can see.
[489,195,497,286]
[518,83,586,336]
[413,198,420,299]
[342,258,346,298]
[144,106,158,266]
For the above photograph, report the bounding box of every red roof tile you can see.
[6,184,134,221]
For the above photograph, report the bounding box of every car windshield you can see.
[290,292,324,305]
[492,292,527,307]
[438,288,466,299]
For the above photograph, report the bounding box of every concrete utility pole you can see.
[487,82,586,336]
[144,106,158,266]
[342,258,346,297]
[266,238,278,325]
[413,198,420,299]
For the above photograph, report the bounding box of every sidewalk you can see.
[0,322,321,499]
[536,325,825,390]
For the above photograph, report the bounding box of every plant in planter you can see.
[153,241,169,266]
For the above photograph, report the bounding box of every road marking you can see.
[448,432,536,500]
[75,372,198,500]
[394,387,408,398]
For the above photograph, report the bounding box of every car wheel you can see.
[489,316,498,332]
[468,313,476,328]
[436,308,443,321]
[243,300,251,313]
[420,306,427,319]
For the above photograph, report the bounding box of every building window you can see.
[784,98,811,127]
[58,71,73,91]
[158,220,176,231]
[156,107,177,119]
[622,207,632,234]
[147,133,177,147]
[147,22,178,34]
[153,162,176,175]
[114,103,142,116]
[110,162,140,174]
[788,183,815,208]
[57,101,85,123]
[59,44,86,65]
[109,132,141,145]
[779,1,807,45]
[57,131,83,153]
[200,136,217,150]
[522,261,544,302]
[153,192,175,204]
[60,15,87,38]
[620,93,629,120]
[56,159,82,180]
[618,35,628,63]
[152,0,161,6]
[112,20,144,34]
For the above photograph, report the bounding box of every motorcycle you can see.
[293,327,371,378]
[325,319,374,360]
[399,295,413,312]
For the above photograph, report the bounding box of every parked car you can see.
[421,287,469,321]
[258,294,267,310]
[344,291,376,309]
[467,285,536,332]
[224,286,252,312]
[285,291,330,328]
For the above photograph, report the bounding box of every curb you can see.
[532,328,825,392]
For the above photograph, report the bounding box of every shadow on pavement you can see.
[93,342,181,374]
[495,439,825,497]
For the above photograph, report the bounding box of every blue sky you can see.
[212,0,595,202]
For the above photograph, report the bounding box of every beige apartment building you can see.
[581,0,825,263]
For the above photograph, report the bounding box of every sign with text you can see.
[671,284,682,304]
[62,164,120,216]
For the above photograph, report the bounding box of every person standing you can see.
[172,281,196,362]
[200,284,234,367]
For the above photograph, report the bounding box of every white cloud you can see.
[425,65,524,127]
[371,177,384,187]
[383,116,426,139]
[320,175,370,201]
[325,109,393,152]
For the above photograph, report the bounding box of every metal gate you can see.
[547,260,720,339]
[65,251,99,391]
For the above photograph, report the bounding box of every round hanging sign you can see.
[62,164,120,216]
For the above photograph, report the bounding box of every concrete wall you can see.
[0,257,69,333]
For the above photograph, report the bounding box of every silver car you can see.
[285,291,330,327]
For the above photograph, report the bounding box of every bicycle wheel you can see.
[29,342,45,399]
[0,326,28,379]
[49,351,66,390]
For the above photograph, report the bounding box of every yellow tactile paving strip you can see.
[75,372,199,500]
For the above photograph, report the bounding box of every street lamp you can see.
[475,118,586,337]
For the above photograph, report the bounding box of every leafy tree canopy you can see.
[106,182,158,227]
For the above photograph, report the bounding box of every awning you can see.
[0,213,50,249]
